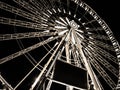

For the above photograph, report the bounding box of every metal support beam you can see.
[30,35,66,90]
[0,75,13,90]
[72,30,102,90]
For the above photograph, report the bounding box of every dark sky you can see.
[83,0,120,43]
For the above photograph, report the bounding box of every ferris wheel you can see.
[0,0,120,90]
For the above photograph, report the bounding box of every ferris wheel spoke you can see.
[52,8,57,13]
[41,0,52,9]
[65,17,70,25]
[67,0,70,13]
[13,0,41,15]
[29,0,44,11]
[42,12,51,19]
[0,17,48,30]
[89,58,116,89]
[89,39,115,51]
[82,19,97,26]
[57,0,64,12]
[71,29,102,90]
[0,32,56,41]
[54,25,67,30]
[59,17,68,25]
[47,0,54,8]
[73,0,80,17]
[13,42,58,90]
[0,35,62,64]
[30,35,66,90]
[0,75,14,90]
[88,34,110,40]
[0,1,41,23]
[89,43,118,64]
[84,48,117,89]
[80,11,88,21]
[55,20,67,26]
[85,27,104,31]
[46,69,54,90]
[76,32,84,40]
[86,46,118,77]
[13,0,51,21]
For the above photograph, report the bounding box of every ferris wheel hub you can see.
[69,20,79,30]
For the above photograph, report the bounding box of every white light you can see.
[44,30,49,32]
[66,17,70,24]
[74,14,76,18]
[113,42,116,45]
[30,77,40,90]
[85,6,88,11]
[102,25,106,29]
[58,8,61,12]
[47,10,52,14]
[115,49,119,52]
[109,36,113,39]
[58,30,68,35]
[78,18,81,21]
[88,32,92,34]
[41,24,48,27]
[89,36,94,39]
[82,23,85,25]
[77,32,84,39]
[74,0,77,3]
[69,11,71,15]
[85,27,89,30]
[94,15,98,19]
[55,26,67,29]
[43,12,50,17]
[55,20,66,26]
[63,9,66,13]
[117,55,120,58]
[41,17,48,21]
[52,8,56,13]
[106,31,110,34]
[80,2,83,7]
[76,29,83,33]
[89,11,93,15]
[59,17,68,25]
[98,20,102,24]
[67,86,73,90]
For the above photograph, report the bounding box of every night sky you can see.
[84,0,120,44]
